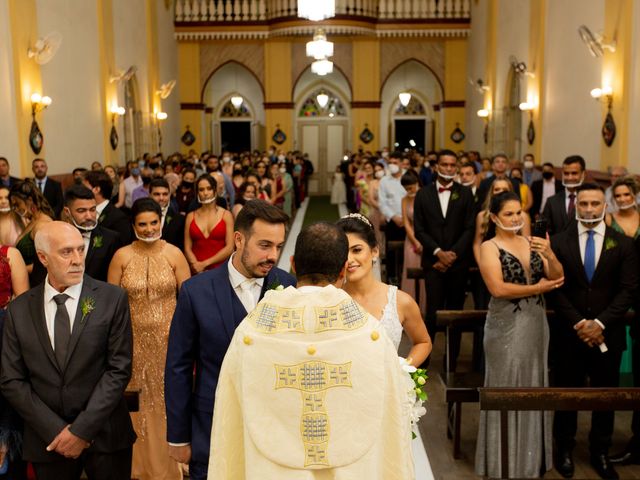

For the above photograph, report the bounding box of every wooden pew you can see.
[479,387,640,480]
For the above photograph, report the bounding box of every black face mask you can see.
[141,176,152,186]
[182,181,194,189]
[542,171,554,180]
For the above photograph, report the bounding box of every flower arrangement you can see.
[80,297,96,324]
[450,191,460,201]
[399,357,428,439]
[92,235,103,249]
[604,237,618,251]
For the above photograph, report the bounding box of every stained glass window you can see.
[298,89,346,118]
[220,100,251,118]
[395,96,426,115]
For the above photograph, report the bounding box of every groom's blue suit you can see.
[164,260,296,479]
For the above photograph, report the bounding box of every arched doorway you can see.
[202,62,265,153]
[380,60,442,151]
[294,68,351,195]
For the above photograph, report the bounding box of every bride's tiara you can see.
[340,213,373,228]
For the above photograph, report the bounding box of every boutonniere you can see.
[604,237,618,251]
[165,215,172,225]
[80,297,96,324]
[92,235,103,249]
[450,191,460,201]
[267,280,284,291]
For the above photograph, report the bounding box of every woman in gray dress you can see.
[476,192,564,478]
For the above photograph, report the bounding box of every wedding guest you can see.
[118,160,143,210]
[522,153,542,187]
[531,162,563,219]
[605,166,632,214]
[149,178,185,250]
[175,168,196,214]
[131,167,153,203]
[337,214,431,365]
[550,183,638,479]
[0,221,136,480]
[184,175,233,274]
[231,182,257,219]
[476,191,564,479]
[399,171,426,315]
[268,163,285,211]
[477,153,522,205]
[378,153,407,284]
[108,198,190,480]
[9,180,54,284]
[165,200,295,480]
[0,158,19,188]
[509,167,533,212]
[542,155,585,235]
[90,161,102,171]
[330,165,347,207]
[279,161,295,217]
[32,158,63,219]
[83,170,132,245]
[0,243,28,480]
[72,167,87,184]
[459,161,478,198]
[356,160,375,218]
[413,150,475,369]
[0,186,23,247]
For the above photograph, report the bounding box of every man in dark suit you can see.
[149,178,184,250]
[476,153,522,206]
[32,158,64,218]
[83,170,132,245]
[0,221,136,479]
[550,183,638,479]
[542,155,585,236]
[414,149,476,369]
[0,157,20,188]
[164,200,296,480]
[531,162,563,219]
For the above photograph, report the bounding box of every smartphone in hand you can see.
[532,219,548,238]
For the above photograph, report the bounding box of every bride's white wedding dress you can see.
[379,286,435,480]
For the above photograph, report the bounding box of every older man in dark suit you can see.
[164,200,296,480]
[550,183,639,479]
[0,221,136,479]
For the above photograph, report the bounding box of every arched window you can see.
[298,89,346,118]
[220,100,251,118]
[394,96,426,116]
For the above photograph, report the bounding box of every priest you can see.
[207,222,414,479]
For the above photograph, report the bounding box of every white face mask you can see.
[562,175,583,189]
[524,160,534,170]
[437,168,457,181]
[495,219,524,232]
[381,151,389,159]
[461,180,475,187]
[575,208,606,224]
[279,167,286,174]
[278,155,286,162]
[618,201,637,210]
[388,164,400,175]
[135,231,162,243]
[0,207,11,213]
[375,170,384,179]
[198,195,216,205]
[70,215,98,232]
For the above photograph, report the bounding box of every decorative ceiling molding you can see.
[175,27,469,41]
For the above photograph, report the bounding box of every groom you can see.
[164,200,296,480]
[208,222,413,479]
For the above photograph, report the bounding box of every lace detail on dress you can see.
[496,247,545,312]
[378,285,403,350]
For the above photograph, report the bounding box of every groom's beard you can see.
[240,249,276,278]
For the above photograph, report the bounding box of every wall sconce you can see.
[29,93,52,154]
[519,102,536,145]
[590,86,615,146]
[109,105,125,150]
[155,111,168,151]
[477,109,490,144]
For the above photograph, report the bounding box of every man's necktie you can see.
[238,279,256,313]
[53,293,71,368]
[584,230,596,282]
[568,193,576,215]
[38,181,44,192]
[438,186,451,193]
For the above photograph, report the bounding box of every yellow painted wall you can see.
[527,0,546,162]
[7,0,42,175]
[177,41,203,153]
[442,39,467,150]
[264,40,293,151]
[352,39,380,150]
[600,0,633,169]
[97,0,118,165]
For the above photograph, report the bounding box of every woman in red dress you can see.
[183,175,234,274]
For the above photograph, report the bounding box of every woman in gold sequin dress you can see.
[108,198,191,480]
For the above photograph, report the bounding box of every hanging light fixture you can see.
[311,59,333,76]
[230,95,244,108]
[298,0,335,21]
[398,92,412,107]
[306,29,334,60]
[316,91,329,108]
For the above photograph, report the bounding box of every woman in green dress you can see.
[605,175,640,239]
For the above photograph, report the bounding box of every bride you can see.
[336,213,432,365]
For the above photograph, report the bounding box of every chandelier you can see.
[398,92,412,107]
[230,95,244,108]
[311,59,333,76]
[316,91,329,108]
[298,0,335,21]
[306,29,334,60]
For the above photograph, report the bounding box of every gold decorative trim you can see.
[246,303,305,334]
[314,299,368,332]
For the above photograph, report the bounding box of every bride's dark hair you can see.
[336,214,378,249]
